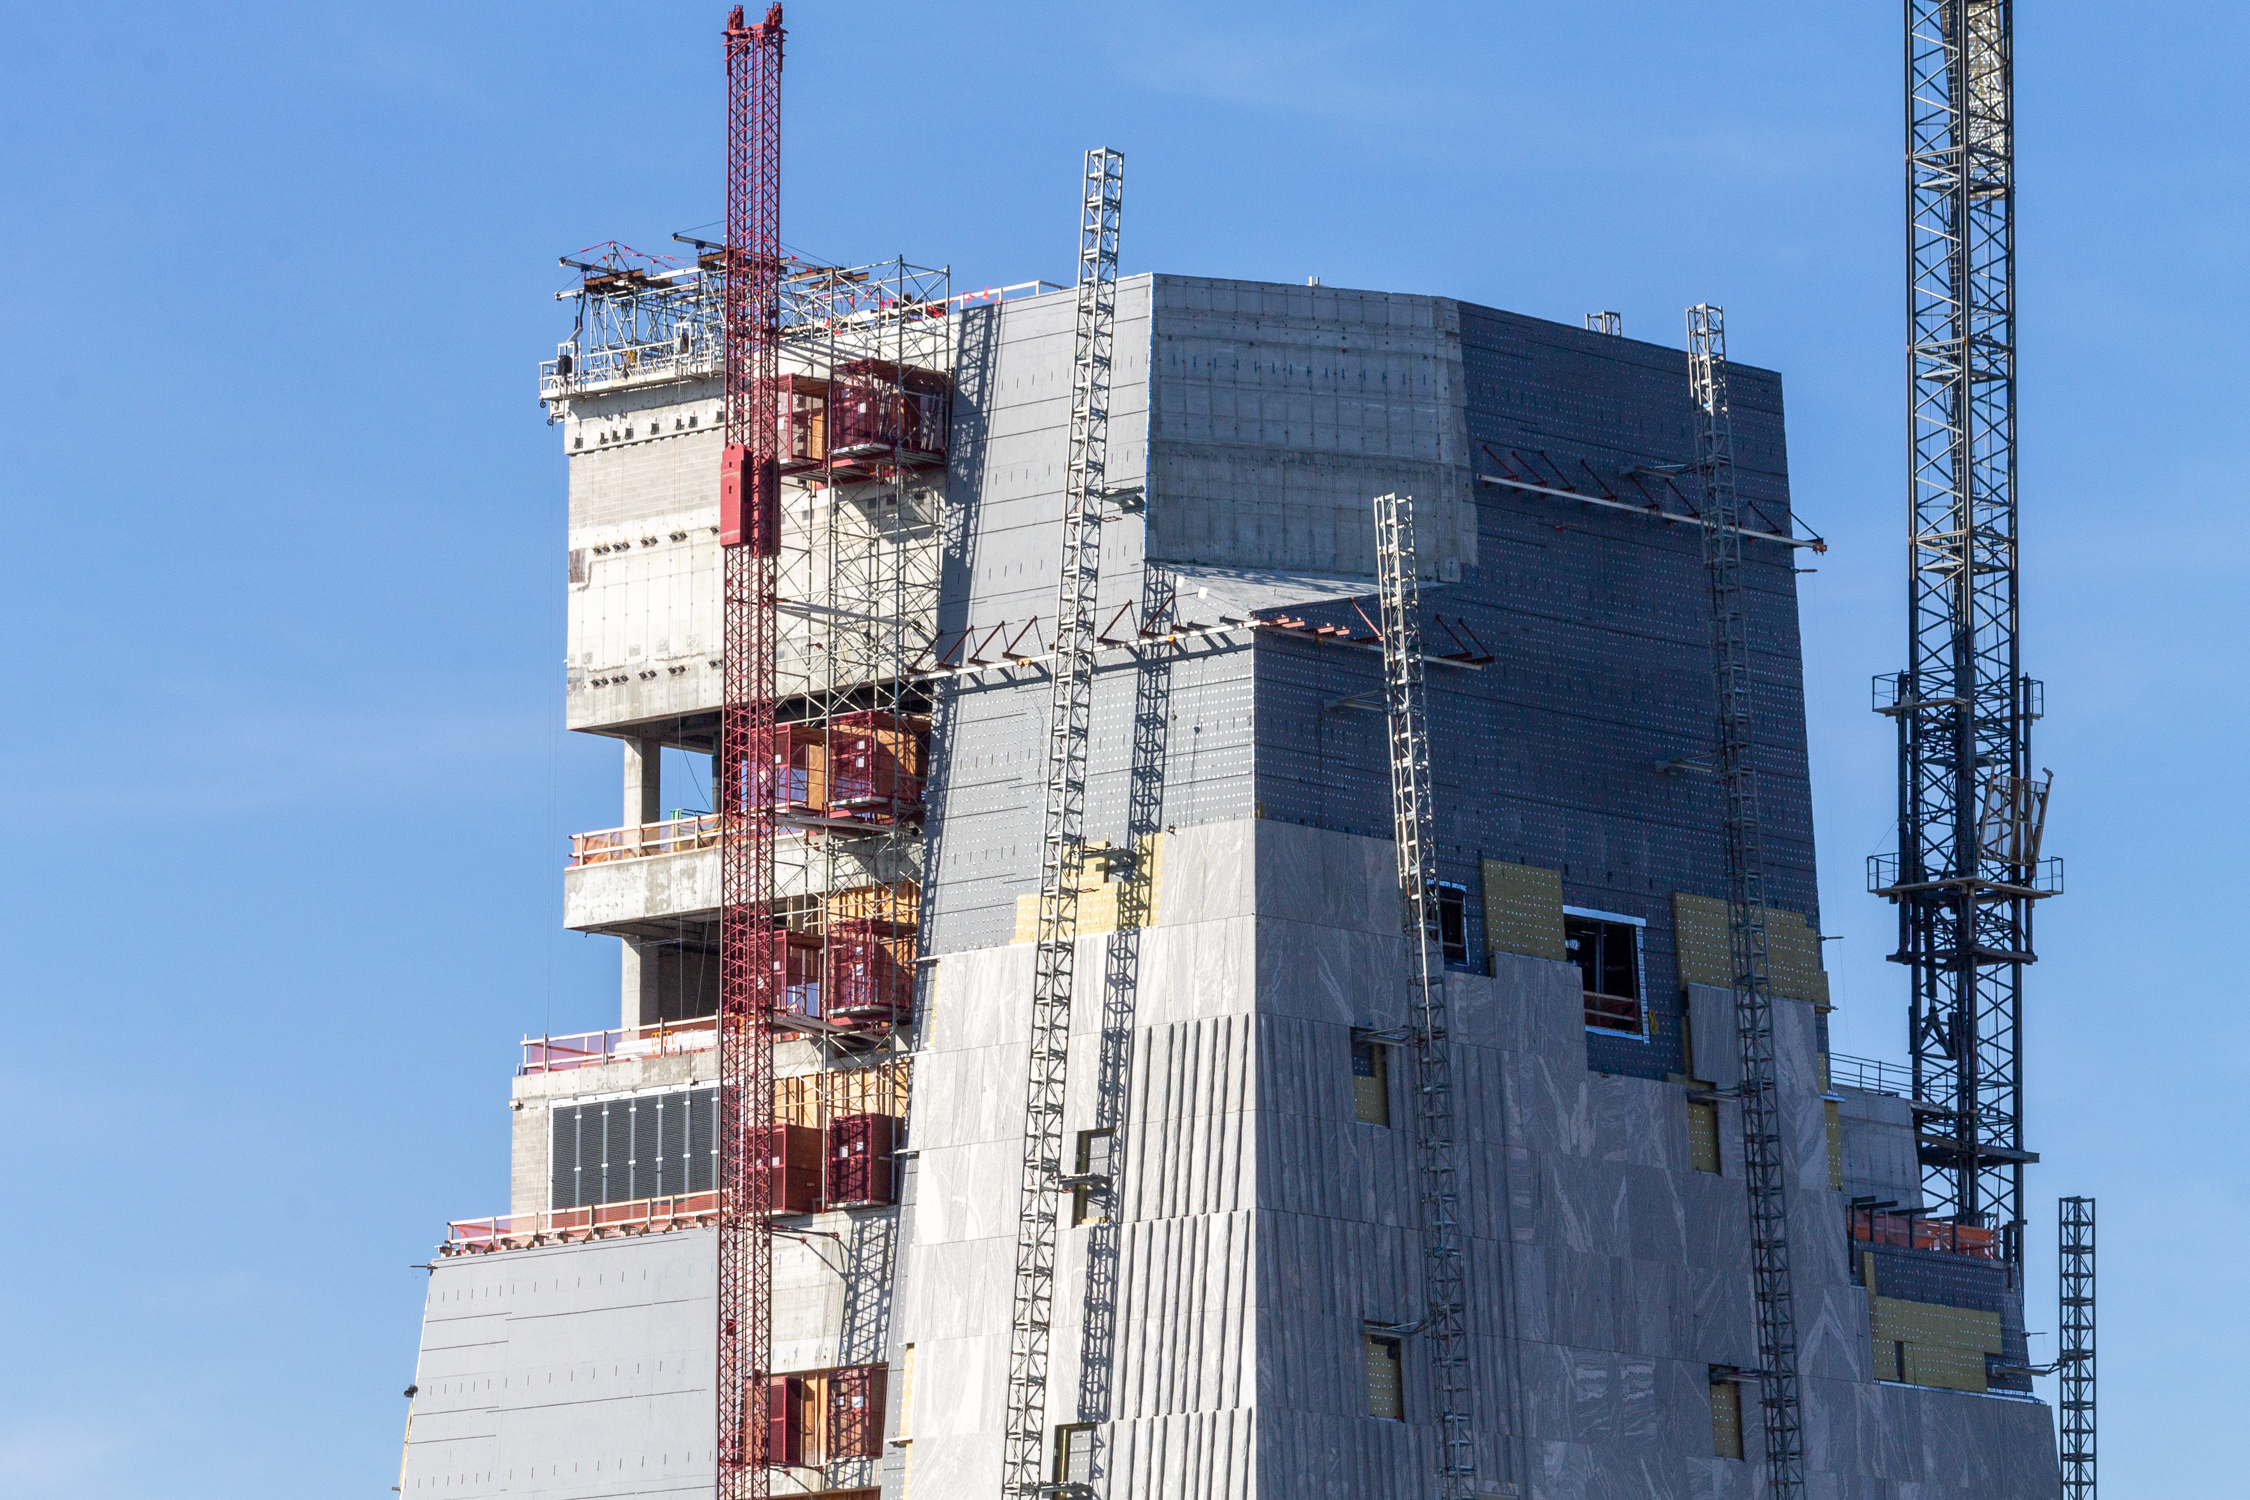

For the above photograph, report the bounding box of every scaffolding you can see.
[1373,491,1476,1499]
[1875,0,2056,1263]
[1001,145,1125,1498]
[1687,304,1803,1499]
[2059,1196,2095,1499]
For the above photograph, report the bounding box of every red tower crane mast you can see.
[716,6,783,1500]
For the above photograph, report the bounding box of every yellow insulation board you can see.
[1011,834,1163,945]
[1673,892,1832,1009]
[1869,1295,2002,1394]
[1482,859,1567,961]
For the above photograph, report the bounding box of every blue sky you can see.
[1,3,2239,1495]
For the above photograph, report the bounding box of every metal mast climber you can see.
[1686,305,1803,1499]
[1372,491,1476,1500]
[2059,1196,2096,1499]
[716,8,784,1500]
[1000,146,1124,1497]
[1881,0,2053,1263]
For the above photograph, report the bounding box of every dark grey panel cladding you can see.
[1253,305,1820,1081]
[929,276,1823,1081]
[1142,275,1475,582]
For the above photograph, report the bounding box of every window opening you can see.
[1686,1089,1721,1174]
[1069,1128,1114,1227]
[1426,880,1469,967]
[1350,1035,1391,1127]
[1709,1370,1744,1459]
[1565,907,1647,1038]
[1053,1423,1095,1484]
[1365,1334,1404,1420]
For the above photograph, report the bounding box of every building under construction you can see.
[397,7,2085,1499]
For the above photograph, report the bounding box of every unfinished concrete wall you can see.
[562,380,726,735]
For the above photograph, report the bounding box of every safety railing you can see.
[520,1017,718,1075]
[1829,1052,1917,1098]
[443,1190,721,1255]
[1849,1205,1998,1261]
[568,812,722,868]
[1866,850,2063,898]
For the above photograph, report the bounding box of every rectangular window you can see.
[1071,1129,1114,1227]
[1351,1035,1391,1127]
[1565,908,1647,1037]
[1687,1092,1720,1174]
[1053,1423,1095,1484]
[1709,1371,1743,1459]
[1427,881,1470,967]
[1365,1334,1404,1420]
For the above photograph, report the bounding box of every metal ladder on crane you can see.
[1372,491,1477,1500]
[1000,146,1125,1498]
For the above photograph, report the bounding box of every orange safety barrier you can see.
[1850,1206,1998,1259]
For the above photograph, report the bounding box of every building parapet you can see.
[521,1018,718,1075]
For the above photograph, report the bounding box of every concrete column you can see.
[622,938,663,1032]
[622,739,664,1032]
[624,736,663,829]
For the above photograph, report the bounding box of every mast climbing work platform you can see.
[1687,304,1804,1500]
[1373,490,1477,1500]
[1001,146,1126,1498]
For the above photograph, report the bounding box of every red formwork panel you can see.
[827,1365,888,1459]
[826,1113,898,1206]
[825,710,929,814]
[774,930,824,1022]
[828,358,950,463]
[762,1123,822,1214]
[775,373,830,473]
[718,442,779,554]
[825,929,912,1023]
[767,1376,804,1467]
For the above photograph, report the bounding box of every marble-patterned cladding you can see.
[1835,1086,1920,1209]
[890,817,2056,1500]
[1243,823,2054,1500]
